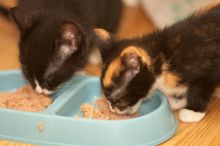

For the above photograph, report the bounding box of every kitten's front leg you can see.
[179,109,205,122]
[179,82,214,122]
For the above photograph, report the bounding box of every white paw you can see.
[179,109,205,123]
[168,96,187,110]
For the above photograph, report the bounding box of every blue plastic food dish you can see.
[0,70,177,146]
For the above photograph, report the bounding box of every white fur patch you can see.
[168,96,187,110]
[152,75,188,98]
[34,79,53,95]
[44,32,77,79]
[60,45,72,57]
[63,31,75,40]
[35,79,43,94]
[60,45,77,59]
[44,45,76,79]
[60,31,77,59]
[179,109,205,122]
[43,89,53,95]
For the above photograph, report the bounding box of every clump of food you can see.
[80,98,139,120]
[0,85,52,112]
[81,103,109,120]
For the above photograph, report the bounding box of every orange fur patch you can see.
[103,57,121,87]
[120,46,151,68]
[153,63,187,97]
[95,28,110,40]
[103,46,151,87]
[161,63,182,88]
[163,72,180,87]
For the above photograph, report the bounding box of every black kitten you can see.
[95,5,220,122]
[9,0,122,95]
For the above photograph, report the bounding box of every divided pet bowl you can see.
[0,70,177,146]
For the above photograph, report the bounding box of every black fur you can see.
[10,0,122,92]
[0,5,9,18]
[98,5,220,114]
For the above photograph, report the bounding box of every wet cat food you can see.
[80,98,139,120]
[0,85,52,112]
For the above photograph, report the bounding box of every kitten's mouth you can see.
[107,99,143,115]
[115,107,131,115]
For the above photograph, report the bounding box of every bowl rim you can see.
[0,69,170,124]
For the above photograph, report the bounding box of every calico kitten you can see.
[9,0,121,95]
[95,5,220,122]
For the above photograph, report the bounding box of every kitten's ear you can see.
[10,7,38,30]
[94,28,113,62]
[95,28,110,41]
[56,22,82,58]
[121,53,141,81]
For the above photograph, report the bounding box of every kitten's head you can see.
[95,29,155,114]
[11,7,90,95]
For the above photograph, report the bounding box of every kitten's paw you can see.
[168,96,187,110]
[179,109,205,122]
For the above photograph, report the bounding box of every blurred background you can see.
[0,0,220,146]
[0,0,219,71]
